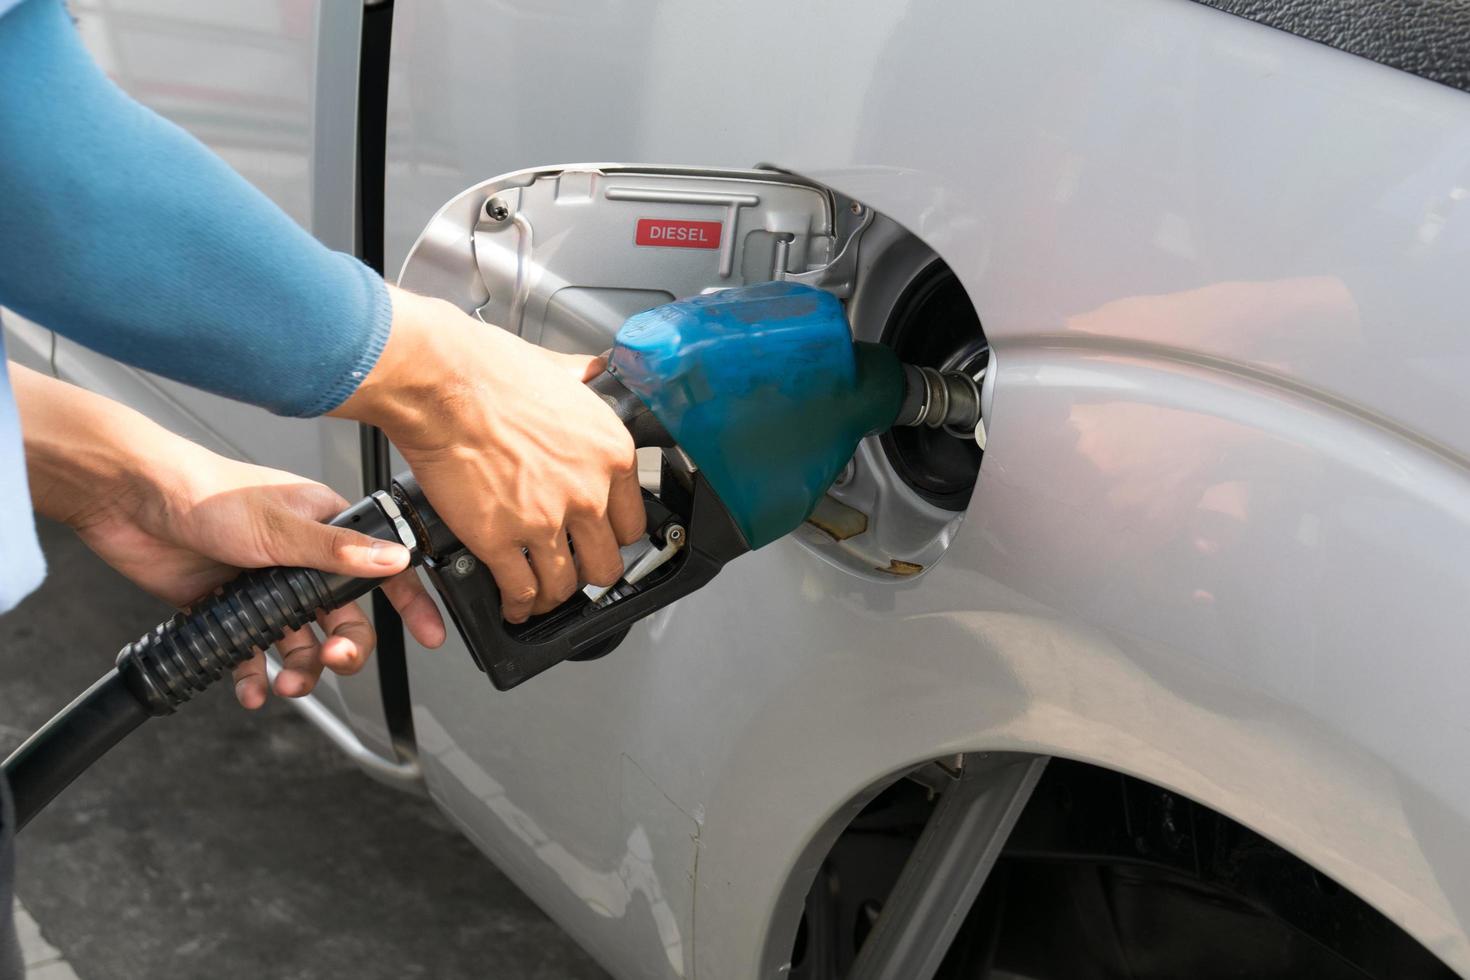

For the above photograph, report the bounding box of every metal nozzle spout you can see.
[895,363,982,436]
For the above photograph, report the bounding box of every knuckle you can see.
[279,643,317,665]
[570,493,605,519]
[313,485,350,515]
[612,443,638,473]
[526,510,564,536]
[329,526,359,561]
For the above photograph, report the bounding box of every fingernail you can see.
[365,540,408,566]
[324,636,360,667]
[234,678,263,710]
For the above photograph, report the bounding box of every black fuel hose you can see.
[4,670,149,828]
[2,492,415,830]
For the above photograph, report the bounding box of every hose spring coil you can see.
[116,566,334,714]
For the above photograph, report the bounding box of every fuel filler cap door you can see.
[397,164,839,355]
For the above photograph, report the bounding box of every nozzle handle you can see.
[587,369,674,448]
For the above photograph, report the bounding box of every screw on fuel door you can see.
[484,197,511,223]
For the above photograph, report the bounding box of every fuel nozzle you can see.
[3,284,1003,833]
[894,363,984,438]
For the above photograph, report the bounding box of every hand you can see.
[14,364,446,708]
[71,458,447,709]
[333,286,645,623]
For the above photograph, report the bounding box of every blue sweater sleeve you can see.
[0,0,391,417]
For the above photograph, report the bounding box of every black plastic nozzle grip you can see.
[587,370,674,449]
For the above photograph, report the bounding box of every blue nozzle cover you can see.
[608,282,903,549]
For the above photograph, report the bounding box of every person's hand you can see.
[70,457,447,708]
[14,364,446,708]
[333,286,645,623]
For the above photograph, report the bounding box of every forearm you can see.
[11,363,191,528]
[0,0,389,418]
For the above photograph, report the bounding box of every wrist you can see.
[13,365,194,529]
[28,420,152,530]
[331,285,504,452]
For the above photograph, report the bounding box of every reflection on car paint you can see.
[415,711,689,974]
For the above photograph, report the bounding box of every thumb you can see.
[579,353,609,383]
[260,507,411,579]
[544,349,606,383]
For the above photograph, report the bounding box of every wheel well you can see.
[787,756,1454,979]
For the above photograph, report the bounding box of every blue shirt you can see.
[0,0,41,611]
[0,0,393,611]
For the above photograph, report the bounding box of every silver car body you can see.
[6,0,1470,976]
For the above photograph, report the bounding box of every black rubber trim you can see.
[1191,0,1470,93]
[355,0,415,750]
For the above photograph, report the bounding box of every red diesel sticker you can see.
[635,218,722,250]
